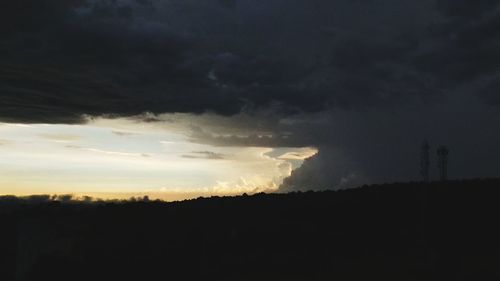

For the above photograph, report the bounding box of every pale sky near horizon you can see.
[0,116,317,199]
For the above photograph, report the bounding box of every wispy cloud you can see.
[38,133,82,142]
[182,151,227,160]
[66,145,151,158]
[85,148,151,158]
[112,131,140,137]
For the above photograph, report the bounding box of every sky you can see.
[0,116,316,199]
[1,0,500,199]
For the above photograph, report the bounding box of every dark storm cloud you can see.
[435,0,499,18]
[0,0,243,123]
[4,0,499,123]
[156,92,500,191]
[2,0,500,190]
[416,0,500,104]
[188,125,309,148]
[280,93,500,191]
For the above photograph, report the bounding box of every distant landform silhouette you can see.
[2,179,500,281]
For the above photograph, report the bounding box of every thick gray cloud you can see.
[3,0,500,123]
[280,92,500,191]
[137,90,500,191]
[2,0,500,190]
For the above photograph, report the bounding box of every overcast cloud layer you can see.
[2,0,500,190]
[2,0,500,122]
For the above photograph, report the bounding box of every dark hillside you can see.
[2,179,500,281]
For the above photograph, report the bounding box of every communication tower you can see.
[437,145,449,181]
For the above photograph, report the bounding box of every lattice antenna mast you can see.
[437,145,449,181]
[420,141,430,182]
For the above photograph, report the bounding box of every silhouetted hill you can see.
[2,179,500,281]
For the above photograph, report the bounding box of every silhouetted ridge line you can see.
[2,178,500,281]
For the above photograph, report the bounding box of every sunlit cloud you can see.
[278,148,318,160]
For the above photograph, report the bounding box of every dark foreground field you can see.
[2,179,500,281]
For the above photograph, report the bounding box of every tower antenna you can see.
[437,145,449,181]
